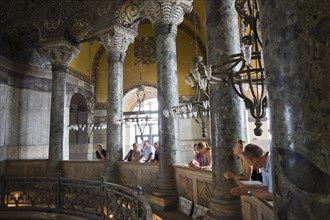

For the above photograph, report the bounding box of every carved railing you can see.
[0,175,152,220]
[174,165,274,219]
[1,160,274,219]
[118,161,159,194]
[241,195,274,220]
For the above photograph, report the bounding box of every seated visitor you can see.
[223,140,252,181]
[151,142,159,162]
[189,142,212,170]
[95,144,107,160]
[230,144,273,201]
[139,140,155,162]
[123,143,141,162]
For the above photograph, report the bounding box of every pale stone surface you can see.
[178,196,193,216]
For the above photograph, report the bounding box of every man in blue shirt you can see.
[230,144,273,201]
[140,140,156,162]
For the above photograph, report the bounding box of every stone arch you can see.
[123,83,157,112]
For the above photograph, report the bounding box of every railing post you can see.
[0,174,5,209]
[56,172,61,212]
[137,185,142,220]
[101,176,106,218]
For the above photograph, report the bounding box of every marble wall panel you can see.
[19,88,51,146]
[3,87,51,159]
[0,146,8,161]
[69,144,95,160]
[0,81,8,147]
[7,145,48,159]
[5,86,19,147]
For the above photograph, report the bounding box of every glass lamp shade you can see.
[184,75,195,87]
[241,45,252,65]
[136,86,146,102]
[199,78,208,90]
[204,65,212,78]
[191,69,201,82]
[162,109,170,118]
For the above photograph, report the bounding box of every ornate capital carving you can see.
[41,40,80,66]
[97,25,138,54]
[142,0,193,26]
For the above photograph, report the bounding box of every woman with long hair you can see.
[224,140,252,180]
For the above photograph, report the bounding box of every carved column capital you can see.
[142,0,193,26]
[41,40,80,66]
[97,25,138,54]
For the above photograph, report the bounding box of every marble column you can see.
[97,25,137,183]
[41,40,79,175]
[142,0,192,209]
[259,1,330,219]
[204,0,247,219]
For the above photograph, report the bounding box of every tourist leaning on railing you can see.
[223,140,253,181]
[123,143,141,162]
[188,141,212,170]
[230,144,273,201]
[95,144,107,160]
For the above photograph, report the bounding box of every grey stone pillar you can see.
[142,0,192,209]
[41,40,79,175]
[204,1,247,219]
[97,25,137,183]
[259,1,330,219]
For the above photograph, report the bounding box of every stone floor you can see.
[152,210,206,220]
[152,210,194,220]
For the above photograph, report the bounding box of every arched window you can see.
[122,85,158,152]
[132,98,158,144]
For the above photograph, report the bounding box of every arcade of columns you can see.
[42,0,329,220]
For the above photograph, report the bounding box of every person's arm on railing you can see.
[230,181,273,201]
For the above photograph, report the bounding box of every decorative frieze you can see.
[142,0,193,26]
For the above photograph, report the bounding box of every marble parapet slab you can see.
[118,161,159,194]
[241,195,274,220]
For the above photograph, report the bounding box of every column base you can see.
[204,197,242,220]
[144,189,178,211]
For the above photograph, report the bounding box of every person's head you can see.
[153,142,158,149]
[132,143,138,150]
[143,140,150,147]
[97,144,103,151]
[193,143,198,154]
[232,140,244,155]
[243,144,264,168]
[196,142,210,154]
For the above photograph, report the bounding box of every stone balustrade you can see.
[0,160,274,219]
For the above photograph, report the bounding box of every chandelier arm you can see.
[232,68,263,77]
[261,96,267,118]
[222,57,244,71]
[247,66,258,100]
[231,76,245,100]
[235,0,249,22]
[209,75,227,83]
[202,89,210,99]
[209,58,243,83]
[253,0,263,47]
